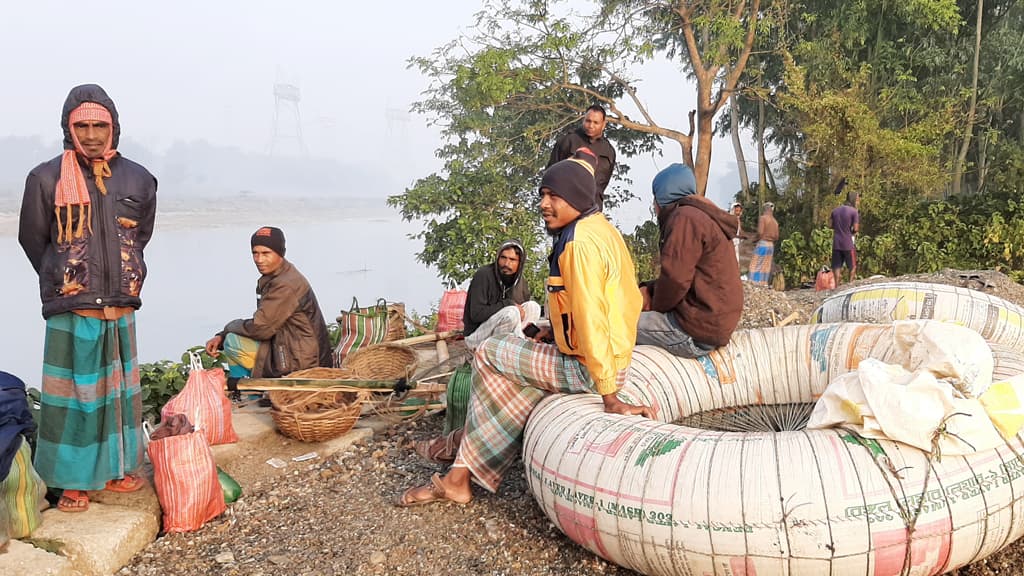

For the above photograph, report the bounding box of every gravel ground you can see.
[122,269,1024,576]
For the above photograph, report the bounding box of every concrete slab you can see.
[0,539,77,576]
[26,503,158,576]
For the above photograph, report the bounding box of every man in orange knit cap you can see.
[19,84,157,513]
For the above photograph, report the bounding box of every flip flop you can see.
[57,490,89,513]
[394,473,472,507]
[105,474,145,493]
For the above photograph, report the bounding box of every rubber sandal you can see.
[414,429,463,464]
[57,490,89,513]
[394,473,472,507]
[105,474,145,493]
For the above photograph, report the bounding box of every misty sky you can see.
[2,0,754,229]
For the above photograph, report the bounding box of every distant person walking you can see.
[730,202,745,267]
[548,104,616,211]
[830,191,861,285]
[19,84,157,512]
[749,203,778,285]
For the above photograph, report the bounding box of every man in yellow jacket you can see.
[397,149,653,506]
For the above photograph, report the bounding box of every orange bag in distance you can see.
[437,289,467,332]
[815,267,836,292]
[161,353,237,445]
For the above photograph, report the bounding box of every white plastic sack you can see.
[889,320,994,396]
[807,320,1002,456]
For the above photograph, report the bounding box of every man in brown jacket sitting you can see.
[636,164,743,357]
[205,226,332,384]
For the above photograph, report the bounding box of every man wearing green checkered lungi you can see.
[19,85,156,512]
[397,150,654,506]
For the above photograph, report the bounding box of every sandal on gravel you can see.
[105,474,145,493]
[57,490,90,512]
[395,473,472,507]
[414,429,464,464]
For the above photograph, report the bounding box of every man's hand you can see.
[532,324,553,343]
[602,393,655,419]
[639,284,652,311]
[205,334,224,358]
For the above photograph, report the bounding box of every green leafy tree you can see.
[391,0,773,283]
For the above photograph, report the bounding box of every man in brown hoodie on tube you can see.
[636,163,743,357]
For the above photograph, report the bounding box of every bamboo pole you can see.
[377,330,459,347]
[776,312,800,327]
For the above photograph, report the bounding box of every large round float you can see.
[523,321,1024,576]
[812,281,1024,349]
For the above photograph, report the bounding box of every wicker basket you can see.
[269,389,368,442]
[283,367,361,380]
[385,303,407,342]
[342,343,419,380]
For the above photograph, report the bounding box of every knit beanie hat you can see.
[251,226,286,256]
[539,149,598,214]
[652,163,697,207]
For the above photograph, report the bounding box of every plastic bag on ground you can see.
[217,467,242,503]
[148,416,226,533]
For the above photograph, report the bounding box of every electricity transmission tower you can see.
[269,83,307,156]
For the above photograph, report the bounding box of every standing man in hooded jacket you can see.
[19,84,157,512]
[462,239,540,350]
[636,163,743,357]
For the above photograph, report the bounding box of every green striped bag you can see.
[332,298,389,367]
[444,362,474,434]
[1,437,47,539]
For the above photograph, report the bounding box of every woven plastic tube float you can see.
[523,322,1024,576]
[812,281,1024,349]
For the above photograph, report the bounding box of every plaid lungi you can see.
[222,333,260,378]
[749,240,774,285]
[33,312,143,490]
[454,334,628,492]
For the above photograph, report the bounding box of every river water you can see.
[0,196,443,388]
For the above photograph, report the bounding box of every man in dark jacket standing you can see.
[462,239,539,350]
[548,105,616,211]
[636,163,743,357]
[205,227,332,380]
[19,84,157,512]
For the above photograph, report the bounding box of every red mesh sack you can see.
[161,353,238,445]
[436,289,468,332]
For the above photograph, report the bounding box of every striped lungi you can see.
[33,312,143,491]
[749,240,774,285]
[454,334,628,492]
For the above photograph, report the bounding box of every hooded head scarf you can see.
[55,85,120,244]
[652,163,697,207]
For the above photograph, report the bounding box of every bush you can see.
[776,186,1024,284]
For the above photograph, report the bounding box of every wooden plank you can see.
[238,377,404,391]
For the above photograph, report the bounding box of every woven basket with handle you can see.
[269,367,370,442]
[342,343,419,380]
